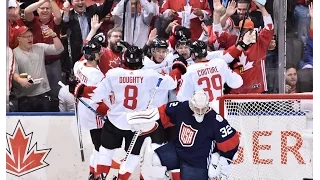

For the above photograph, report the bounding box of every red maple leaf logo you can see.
[6,120,51,177]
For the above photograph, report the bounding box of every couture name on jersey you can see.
[119,76,144,83]
[197,66,219,77]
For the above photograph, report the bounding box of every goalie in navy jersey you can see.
[139,91,240,180]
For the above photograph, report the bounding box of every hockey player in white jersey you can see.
[177,40,246,112]
[73,45,185,180]
[165,38,194,67]
[142,38,188,105]
[142,37,188,157]
[142,37,187,142]
[143,38,171,74]
[73,34,107,180]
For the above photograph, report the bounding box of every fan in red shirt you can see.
[213,0,274,94]
[80,26,122,75]
[8,0,25,49]
[160,0,211,41]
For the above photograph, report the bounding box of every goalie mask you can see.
[190,40,207,59]
[189,91,210,123]
[123,45,144,70]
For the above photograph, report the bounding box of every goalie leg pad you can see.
[140,149,168,179]
[140,137,169,180]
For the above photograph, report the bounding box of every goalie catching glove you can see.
[126,108,160,136]
[237,30,257,51]
[208,152,232,180]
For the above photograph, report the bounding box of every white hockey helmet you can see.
[189,91,210,123]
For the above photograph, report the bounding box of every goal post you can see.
[219,93,313,180]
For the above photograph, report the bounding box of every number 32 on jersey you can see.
[220,125,233,138]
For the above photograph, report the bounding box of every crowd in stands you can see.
[6,0,313,112]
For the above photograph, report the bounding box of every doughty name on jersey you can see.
[119,76,144,83]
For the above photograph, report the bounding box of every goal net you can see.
[219,94,313,180]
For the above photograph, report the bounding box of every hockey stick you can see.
[77,97,108,122]
[58,81,85,162]
[118,78,163,175]
[122,0,130,41]
[59,81,108,121]
[74,98,85,162]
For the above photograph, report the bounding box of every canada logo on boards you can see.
[6,120,52,177]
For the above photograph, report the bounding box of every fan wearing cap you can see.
[11,26,64,112]
[8,0,25,49]
[212,0,274,94]
[23,0,64,103]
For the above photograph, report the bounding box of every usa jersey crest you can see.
[179,122,198,147]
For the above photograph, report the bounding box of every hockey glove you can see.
[68,78,80,94]
[116,40,130,52]
[237,30,257,50]
[173,25,191,40]
[73,83,86,98]
[91,32,106,45]
[172,56,188,75]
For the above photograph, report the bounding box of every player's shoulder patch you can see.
[168,101,179,107]
[165,101,181,118]
[215,114,224,122]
